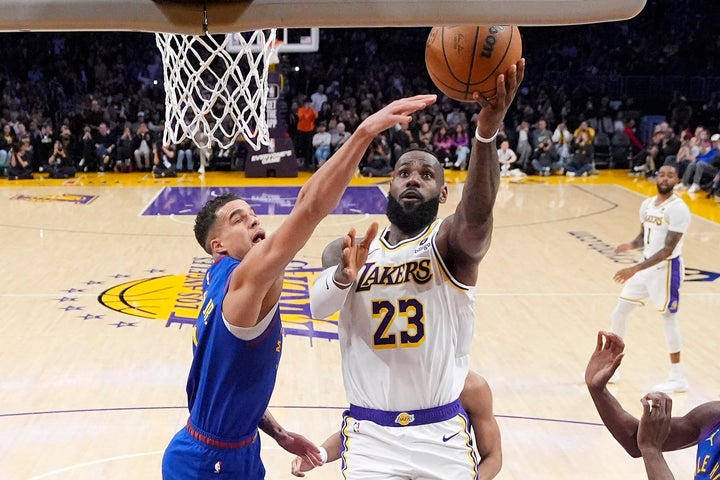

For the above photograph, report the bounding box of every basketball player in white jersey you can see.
[609,163,691,393]
[309,59,524,479]
[290,371,501,478]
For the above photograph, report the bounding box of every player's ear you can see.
[439,185,449,204]
[209,237,225,255]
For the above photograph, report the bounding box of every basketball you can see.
[425,25,522,103]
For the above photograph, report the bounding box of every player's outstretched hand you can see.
[356,95,437,139]
[473,58,525,137]
[335,222,379,285]
[638,392,672,453]
[277,430,322,473]
[585,331,625,390]
[291,453,318,477]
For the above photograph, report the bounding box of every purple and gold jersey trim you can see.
[377,220,439,252]
[431,237,472,292]
[348,399,463,427]
[664,256,682,313]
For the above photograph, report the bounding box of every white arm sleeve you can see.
[310,266,352,319]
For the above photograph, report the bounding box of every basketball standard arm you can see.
[436,60,524,287]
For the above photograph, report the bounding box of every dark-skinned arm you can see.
[613,230,682,284]
[223,96,436,327]
[614,225,645,254]
[462,372,502,480]
[638,393,675,480]
[437,60,524,286]
[586,331,643,457]
[586,332,719,458]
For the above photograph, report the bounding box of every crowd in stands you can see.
[0,0,718,197]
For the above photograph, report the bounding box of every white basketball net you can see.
[155,29,278,151]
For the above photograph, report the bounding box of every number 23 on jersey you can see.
[371,298,426,349]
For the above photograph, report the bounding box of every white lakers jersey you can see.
[639,194,690,259]
[339,219,475,411]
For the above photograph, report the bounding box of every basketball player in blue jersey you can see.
[161,93,439,480]
[608,163,691,393]
[309,59,524,479]
[586,331,720,480]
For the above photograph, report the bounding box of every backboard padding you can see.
[0,0,646,35]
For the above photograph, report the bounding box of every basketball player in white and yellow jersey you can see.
[310,59,524,480]
[609,163,691,394]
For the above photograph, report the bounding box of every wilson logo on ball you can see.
[480,26,505,58]
[425,25,522,102]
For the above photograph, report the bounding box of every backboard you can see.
[230,28,320,54]
[0,0,647,34]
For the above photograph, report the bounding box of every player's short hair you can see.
[661,160,680,175]
[194,193,240,254]
[396,147,440,166]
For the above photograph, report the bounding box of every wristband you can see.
[311,267,353,319]
[475,128,499,143]
[318,446,328,464]
[332,274,353,289]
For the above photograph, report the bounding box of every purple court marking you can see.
[142,186,387,216]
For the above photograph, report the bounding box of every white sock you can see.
[610,300,635,338]
[661,310,682,353]
[670,362,684,378]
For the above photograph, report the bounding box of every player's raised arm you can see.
[224,95,436,327]
[435,60,524,286]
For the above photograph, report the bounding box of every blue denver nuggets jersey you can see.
[696,415,720,479]
[186,255,283,441]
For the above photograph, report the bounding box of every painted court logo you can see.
[86,257,339,342]
[568,230,720,281]
[12,193,98,204]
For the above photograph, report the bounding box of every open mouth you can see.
[252,231,266,244]
[401,190,422,201]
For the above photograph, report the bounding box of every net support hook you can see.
[202,0,209,35]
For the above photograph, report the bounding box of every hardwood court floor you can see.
[1,169,718,480]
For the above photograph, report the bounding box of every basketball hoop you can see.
[155,29,278,151]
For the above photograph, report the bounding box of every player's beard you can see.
[386,194,440,236]
[657,183,674,195]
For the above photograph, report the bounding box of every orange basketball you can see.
[425,25,522,103]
